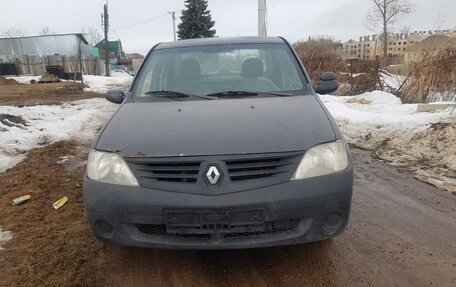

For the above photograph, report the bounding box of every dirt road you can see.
[0,143,455,287]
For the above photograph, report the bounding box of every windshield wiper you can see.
[260,92,293,97]
[206,91,292,98]
[206,91,259,98]
[144,90,215,100]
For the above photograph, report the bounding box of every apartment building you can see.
[340,30,456,61]
[340,35,379,61]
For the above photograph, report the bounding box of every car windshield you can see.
[132,43,308,99]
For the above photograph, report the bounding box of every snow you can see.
[340,72,367,78]
[83,69,133,93]
[320,91,452,132]
[6,69,133,94]
[381,72,407,91]
[320,91,456,192]
[0,226,12,250]
[5,76,40,84]
[0,98,117,173]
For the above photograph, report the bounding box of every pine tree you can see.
[177,0,216,40]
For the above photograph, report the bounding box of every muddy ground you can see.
[0,81,101,106]
[0,139,455,287]
[0,84,455,286]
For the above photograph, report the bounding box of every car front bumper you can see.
[83,168,353,250]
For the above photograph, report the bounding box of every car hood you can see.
[96,96,336,157]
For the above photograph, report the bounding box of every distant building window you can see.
[403,48,406,51]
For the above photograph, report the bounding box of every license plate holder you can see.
[165,208,266,234]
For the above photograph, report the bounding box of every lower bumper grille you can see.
[136,219,300,239]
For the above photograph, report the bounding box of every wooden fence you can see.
[0,55,101,76]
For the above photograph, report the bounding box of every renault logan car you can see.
[83,37,353,249]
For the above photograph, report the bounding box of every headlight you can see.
[291,140,349,180]
[87,150,139,186]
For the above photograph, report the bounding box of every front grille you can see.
[225,155,297,181]
[127,160,202,183]
[125,152,302,193]
[136,219,300,239]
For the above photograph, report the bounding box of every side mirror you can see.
[315,72,339,95]
[106,90,125,104]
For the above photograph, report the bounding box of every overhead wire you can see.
[114,13,169,31]
[111,13,169,41]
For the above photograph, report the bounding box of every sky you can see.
[2,0,455,55]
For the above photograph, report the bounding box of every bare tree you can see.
[1,28,25,37]
[367,0,414,58]
[81,26,103,46]
[38,27,56,35]
[400,26,411,35]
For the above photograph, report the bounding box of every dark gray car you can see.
[83,37,353,249]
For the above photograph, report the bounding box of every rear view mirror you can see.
[106,90,125,104]
[315,72,339,95]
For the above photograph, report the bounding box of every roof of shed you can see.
[0,33,89,57]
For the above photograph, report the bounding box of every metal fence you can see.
[0,55,101,76]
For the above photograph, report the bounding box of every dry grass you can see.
[403,49,456,103]
[293,39,381,96]
[0,141,106,287]
[293,39,347,86]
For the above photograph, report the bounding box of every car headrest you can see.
[180,60,201,80]
[242,58,264,78]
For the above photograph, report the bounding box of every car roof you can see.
[155,36,286,50]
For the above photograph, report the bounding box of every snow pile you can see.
[6,76,40,84]
[6,69,133,94]
[83,69,133,94]
[320,91,450,132]
[0,98,117,173]
[320,91,456,192]
[110,69,133,78]
[0,226,12,250]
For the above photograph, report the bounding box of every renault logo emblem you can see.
[206,166,221,185]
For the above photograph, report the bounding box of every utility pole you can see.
[169,11,177,41]
[102,1,110,76]
[258,0,267,37]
